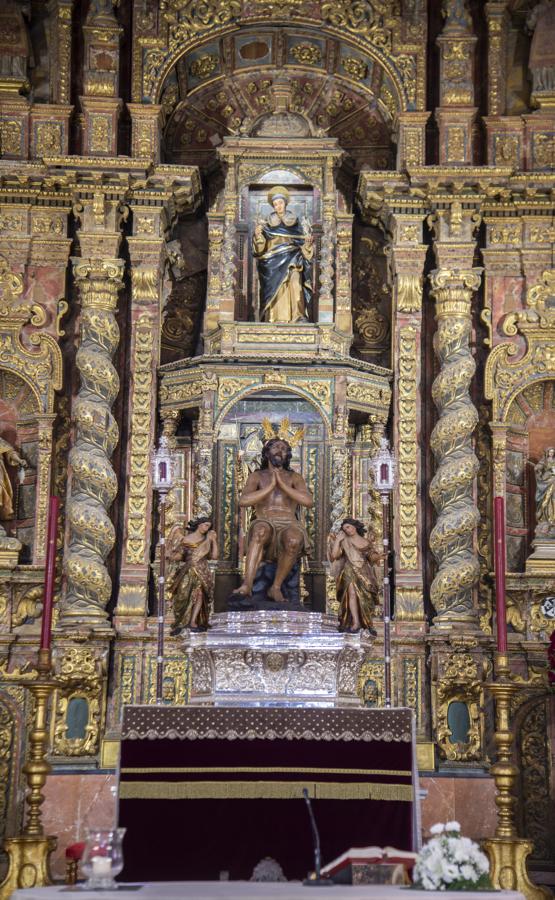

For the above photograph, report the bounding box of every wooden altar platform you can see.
[118,706,417,883]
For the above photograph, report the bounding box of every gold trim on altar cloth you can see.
[121,766,412,777]
[119,780,414,802]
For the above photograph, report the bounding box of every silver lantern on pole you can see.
[371,437,395,708]
[152,435,174,704]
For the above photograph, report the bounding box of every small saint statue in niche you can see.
[527,0,555,95]
[252,185,314,323]
[328,518,381,635]
[0,436,26,534]
[534,447,555,536]
[167,517,218,635]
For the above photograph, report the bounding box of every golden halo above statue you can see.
[267,185,290,206]
[261,416,304,448]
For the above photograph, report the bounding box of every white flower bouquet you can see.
[412,822,492,891]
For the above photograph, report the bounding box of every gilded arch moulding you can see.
[237,163,324,191]
[138,1,421,113]
[213,381,333,438]
[485,270,555,423]
[484,296,555,423]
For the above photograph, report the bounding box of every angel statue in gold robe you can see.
[167,517,218,635]
[328,518,381,635]
[252,185,314,323]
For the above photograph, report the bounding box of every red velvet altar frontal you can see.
[118,706,415,883]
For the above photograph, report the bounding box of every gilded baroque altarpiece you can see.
[0,0,554,880]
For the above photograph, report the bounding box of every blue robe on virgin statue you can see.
[253,213,313,322]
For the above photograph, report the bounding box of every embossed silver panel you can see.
[183,611,376,707]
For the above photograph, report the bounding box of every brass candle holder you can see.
[482,651,550,900]
[0,649,57,900]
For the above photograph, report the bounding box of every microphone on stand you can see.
[302,788,333,887]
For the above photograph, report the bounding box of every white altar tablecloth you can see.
[12,883,525,900]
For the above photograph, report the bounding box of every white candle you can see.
[91,855,112,877]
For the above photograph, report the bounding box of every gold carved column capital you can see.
[429,267,483,318]
[390,235,427,315]
[71,258,125,309]
[161,411,179,449]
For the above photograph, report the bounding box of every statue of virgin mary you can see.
[252,185,314,323]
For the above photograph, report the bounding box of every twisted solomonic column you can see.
[428,268,482,627]
[60,259,124,627]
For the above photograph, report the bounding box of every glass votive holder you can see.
[81,827,126,890]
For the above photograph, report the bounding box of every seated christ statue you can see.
[232,437,313,604]
[252,185,314,323]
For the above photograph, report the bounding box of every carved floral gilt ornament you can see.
[290,43,322,66]
[189,54,219,79]
[342,57,368,80]
[434,651,485,763]
[487,270,555,422]
[51,648,105,758]
[0,256,62,414]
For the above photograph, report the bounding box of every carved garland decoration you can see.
[398,325,418,570]
[125,315,155,566]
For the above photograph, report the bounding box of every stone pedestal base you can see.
[532,90,555,111]
[0,535,22,570]
[183,611,375,707]
[526,540,555,575]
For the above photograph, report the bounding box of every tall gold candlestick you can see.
[482,652,550,900]
[0,650,57,900]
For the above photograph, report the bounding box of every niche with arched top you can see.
[446,700,471,746]
[0,369,41,562]
[504,380,555,571]
[213,388,329,609]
